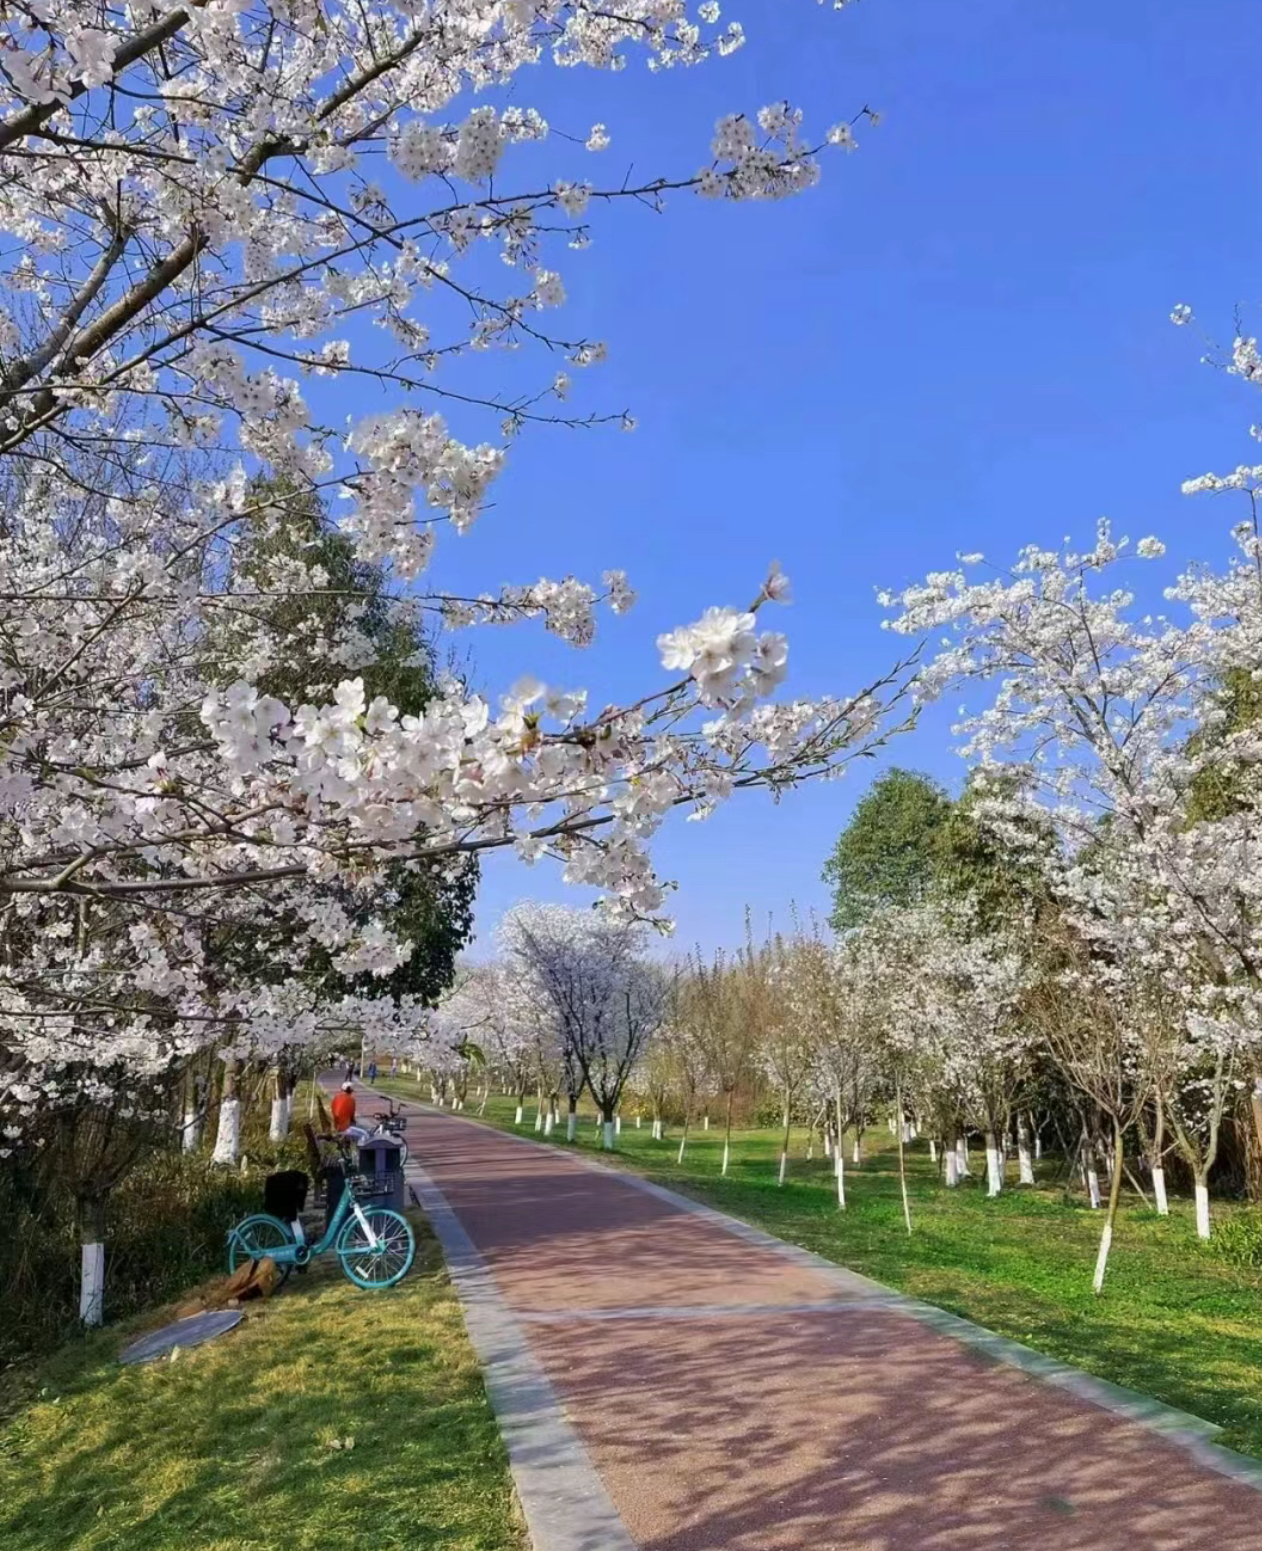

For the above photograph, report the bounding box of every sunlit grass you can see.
[382,1079,1262,1461]
[0,1214,524,1551]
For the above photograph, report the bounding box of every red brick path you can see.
[374,1091,1262,1551]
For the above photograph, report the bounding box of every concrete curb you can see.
[404,1154,639,1551]
[393,1091,1262,1496]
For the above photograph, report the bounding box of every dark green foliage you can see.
[822,768,953,929]
[210,478,476,1006]
[0,1109,307,1364]
[1185,667,1262,826]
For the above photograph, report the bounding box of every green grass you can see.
[0,1213,524,1551]
[381,1079,1262,1461]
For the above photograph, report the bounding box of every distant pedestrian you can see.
[367,1060,378,1083]
[343,1060,354,1082]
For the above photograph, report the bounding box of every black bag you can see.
[263,1169,309,1222]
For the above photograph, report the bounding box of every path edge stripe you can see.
[393,1093,1262,1495]
[403,1155,640,1551]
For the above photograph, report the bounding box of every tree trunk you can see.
[834,1092,847,1210]
[1150,1102,1169,1215]
[722,1088,734,1177]
[778,1098,791,1187]
[895,1082,913,1235]
[1152,1165,1169,1217]
[1194,1174,1211,1240]
[268,1066,288,1142]
[212,1058,241,1166]
[566,1095,578,1142]
[944,1148,959,1187]
[955,1135,971,1176]
[1093,1118,1125,1294]
[1017,1113,1035,1186]
[78,1195,107,1327]
[678,1109,691,1165]
[602,1106,616,1151]
[1083,1126,1102,1208]
[180,1070,203,1153]
[928,1138,937,1164]
[985,1130,1003,1197]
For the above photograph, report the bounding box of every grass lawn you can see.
[379,1078,1262,1461]
[0,1211,524,1551]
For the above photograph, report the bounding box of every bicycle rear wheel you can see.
[336,1207,415,1288]
[227,1213,294,1275]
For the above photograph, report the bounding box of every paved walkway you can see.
[346,1087,1262,1551]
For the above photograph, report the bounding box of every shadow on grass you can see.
[0,1217,524,1551]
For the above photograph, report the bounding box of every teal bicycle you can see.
[226,1137,415,1290]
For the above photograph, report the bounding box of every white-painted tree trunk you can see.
[703,1115,710,1131]
[778,1151,788,1186]
[566,1112,577,1142]
[835,1150,846,1209]
[985,1135,1003,1197]
[824,1132,833,1159]
[1016,1113,1034,1185]
[1086,1162,1102,1209]
[80,1242,105,1327]
[908,1123,917,1141]
[180,1107,201,1153]
[928,1139,937,1163]
[852,1139,862,1165]
[944,1150,959,1187]
[1152,1165,1169,1216]
[678,1133,688,1164]
[212,1097,241,1165]
[534,1110,544,1132]
[721,1141,730,1176]
[1034,1134,1042,1160]
[615,1114,622,1136]
[1092,1220,1113,1295]
[514,1104,524,1125]
[269,1097,287,1142]
[602,1120,615,1151]
[544,1110,555,1136]
[955,1137,970,1176]
[1195,1180,1211,1240]
[636,1115,642,1129]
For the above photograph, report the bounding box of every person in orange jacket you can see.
[331,1082,356,1133]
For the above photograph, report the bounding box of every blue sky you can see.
[412,0,1262,953]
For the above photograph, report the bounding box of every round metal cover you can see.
[118,1310,243,1366]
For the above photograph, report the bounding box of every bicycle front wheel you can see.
[336,1207,415,1289]
[227,1213,294,1274]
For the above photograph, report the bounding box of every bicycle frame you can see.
[248,1178,382,1269]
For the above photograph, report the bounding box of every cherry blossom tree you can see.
[0,0,913,1182]
[499,902,665,1149]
